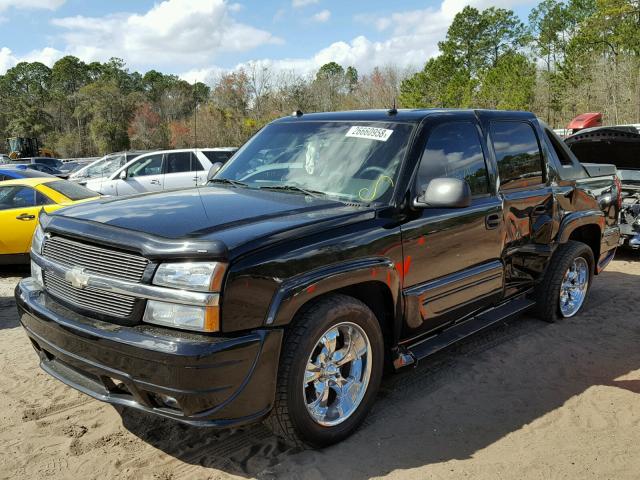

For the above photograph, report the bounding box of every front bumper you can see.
[15,278,282,427]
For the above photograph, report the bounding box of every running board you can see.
[395,296,536,369]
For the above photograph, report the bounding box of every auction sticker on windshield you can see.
[346,126,393,142]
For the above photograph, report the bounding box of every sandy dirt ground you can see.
[1,252,640,480]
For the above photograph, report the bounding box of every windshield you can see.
[216,121,414,203]
[74,154,127,179]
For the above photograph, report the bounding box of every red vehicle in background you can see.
[567,112,603,135]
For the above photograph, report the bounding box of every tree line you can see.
[0,0,638,158]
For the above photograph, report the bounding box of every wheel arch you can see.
[557,211,604,272]
[265,259,402,348]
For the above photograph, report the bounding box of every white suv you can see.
[84,148,236,196]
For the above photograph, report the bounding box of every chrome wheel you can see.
[559,256,589,317]
[303,322,372,427]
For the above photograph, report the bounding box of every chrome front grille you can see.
[41,235,148,320]
[44,270,137,318]
[42,235,148,282]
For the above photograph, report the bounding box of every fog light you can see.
[151,392,180,410]
[31,261,43,286]
[160,394,179,409]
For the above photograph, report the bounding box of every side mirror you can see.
[207,162,223,181]
[119,170,127,180]
[413,177,472,208]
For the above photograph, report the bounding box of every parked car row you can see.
[10,108,623,449]
[83,148,236,195]
[68,150,152,184]
[0,147,238,197]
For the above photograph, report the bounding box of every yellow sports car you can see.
[0,177,100,263]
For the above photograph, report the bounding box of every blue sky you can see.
[0,0,538,82]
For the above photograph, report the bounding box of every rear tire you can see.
[265,294,384,448]
[534,240,594,322]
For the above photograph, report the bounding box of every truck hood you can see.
[47,186,373,258]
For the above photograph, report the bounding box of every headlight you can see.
[152,262,226,292]
[143,300,219,332]
[32,224,44,255]
[146,262,226,332]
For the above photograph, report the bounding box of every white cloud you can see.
[0,47,17,72]
[180,65,228,84]
[49,0,281,67]
[311,9,330,23]
[292,0,319,8]
[0,46,64,73]
[22,46,64,65]
[0,0,64,12]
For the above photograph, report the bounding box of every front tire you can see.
[265,294,384,448]
[534,240,594,322]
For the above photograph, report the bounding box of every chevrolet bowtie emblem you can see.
[65,267,90,289]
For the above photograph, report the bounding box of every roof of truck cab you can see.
[270,109,536,124]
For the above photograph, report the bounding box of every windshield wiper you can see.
[259,184,325,198]
[208,178,249,187]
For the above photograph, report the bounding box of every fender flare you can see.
[556,210,605,244]
[265,257,402,327]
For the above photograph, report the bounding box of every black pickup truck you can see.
[16,109,620,447]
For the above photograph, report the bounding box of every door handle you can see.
[532,205,548,216]
[16,213,36,221]
[485,213,501,230]
[150,179,161,185]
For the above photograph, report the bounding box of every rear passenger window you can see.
[416,122,489,195]
[490,122,543,189]
[165,152,192,174]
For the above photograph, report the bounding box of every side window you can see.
[128,154,164,178]
[166,152,192,174]
[191,155,205,172]
[490,122,543,189]
[416,122,489,195]
[0,186,49,210]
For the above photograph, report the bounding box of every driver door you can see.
[115,153,165,196]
